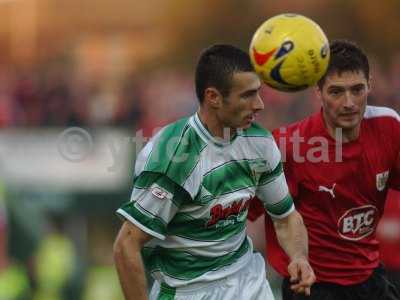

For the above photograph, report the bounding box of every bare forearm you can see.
[274,211,308,260]
[114,247,148,300]
[114,222,152,300]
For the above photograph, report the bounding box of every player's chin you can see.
[240,120,253,129]
[337,120,359,131]
[337,115,361,129]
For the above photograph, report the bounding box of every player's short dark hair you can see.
[195,44,254,103]
[318,39,370,89]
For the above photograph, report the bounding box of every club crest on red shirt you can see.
[376,170,389,191]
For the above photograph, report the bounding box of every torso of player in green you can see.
[117,113,294,287]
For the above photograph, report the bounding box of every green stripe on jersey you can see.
[202,160,258,196]
[263,194,293,216]
[133,172,191,207]
[119,202,167,236]
[157,283,176,300]
[142,238,249,281]
[145,119,207,186]
[259,162,283,185]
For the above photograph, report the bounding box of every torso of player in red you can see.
[249,105,400,285]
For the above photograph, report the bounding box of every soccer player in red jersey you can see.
[248,40,400,299]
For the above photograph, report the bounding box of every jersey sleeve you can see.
[116,172,189,240]
[255,139,294,219]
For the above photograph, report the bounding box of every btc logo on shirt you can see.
[337,205,379,241]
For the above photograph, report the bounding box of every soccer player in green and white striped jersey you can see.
[113,44,315,300]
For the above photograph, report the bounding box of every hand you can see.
[287,256,316,296]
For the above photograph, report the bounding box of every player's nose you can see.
[343,91,356,108]
[252,94,264,111]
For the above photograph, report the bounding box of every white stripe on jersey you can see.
[134,127,166,176]
[257,172,289,204]
[150,238,254,288]
[147,230,247,258]
[116,208,166,240]
[132,186,178,224]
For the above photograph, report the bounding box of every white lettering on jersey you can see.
[338,205,379,241]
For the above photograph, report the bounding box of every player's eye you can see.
[351,85,366,95]
[328,89,343,97]
[241,91,257,99]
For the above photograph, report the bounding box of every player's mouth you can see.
[245,113,258,123]
[339,112,358,118]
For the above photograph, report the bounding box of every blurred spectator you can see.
[0,181,31,300]
[82,265,124,300]
[82,217,124,300]
[0,51,398,132]
[32,214,78,300]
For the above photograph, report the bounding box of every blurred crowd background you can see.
[0,0,399,299]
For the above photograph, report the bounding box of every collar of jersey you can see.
[190,113,240,147]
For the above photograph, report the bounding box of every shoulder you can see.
[363,106,400,151]
[240,123,277,155]
[272,112,319,157]
[363,106,400,136]
[240,123,278,152]
[240,123,282,170]
[272,113,318,140]
[136,116,206,186]
[157,117,192,141]
[363,105,400,122]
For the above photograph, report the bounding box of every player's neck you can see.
[197,108,231,139]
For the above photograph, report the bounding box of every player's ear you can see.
[204,87,223,108]
[367,75,372,91]
[314,85,322,100]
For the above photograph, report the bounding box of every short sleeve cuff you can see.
[116,202,166,240]
[266,202,295,219]
[264,194,295,219]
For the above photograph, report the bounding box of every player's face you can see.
[218,72,264,130]
[318,70,369,132]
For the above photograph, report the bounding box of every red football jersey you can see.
[249,106,400,285]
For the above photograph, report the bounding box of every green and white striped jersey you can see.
[117,113,294,287]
